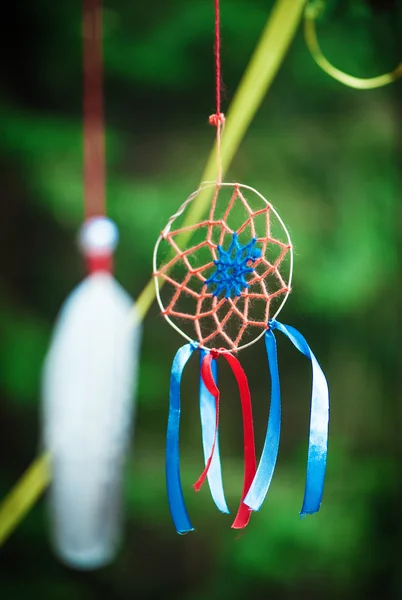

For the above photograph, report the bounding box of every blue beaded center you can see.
[205,233,261,299]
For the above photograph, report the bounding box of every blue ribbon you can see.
[244,328,281,511]
[199,350,229,514]
[272,319,329,515]
[166,343,196,534]
[244,319,329,516]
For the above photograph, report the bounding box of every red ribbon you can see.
[194,350,256,529]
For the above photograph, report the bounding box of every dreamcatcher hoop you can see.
[153,181,294,352]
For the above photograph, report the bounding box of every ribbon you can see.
[223,353,257,529]
[244,328,281,511]
[197,350,229,513]
[193,350,256,528]
[166,343,196,534]
[193,352,221,492]
[271,319,329,515]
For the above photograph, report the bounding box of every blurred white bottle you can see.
[42,217,141,570]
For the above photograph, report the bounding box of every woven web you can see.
[155,184,292,351]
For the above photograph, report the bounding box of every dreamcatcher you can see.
[153,0,330,534]
[3,0,402,560]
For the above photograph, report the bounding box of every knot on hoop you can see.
[209,113,225,127]
[268,319,278,331]
[209,348,221,359]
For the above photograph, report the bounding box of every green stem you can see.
[0,453,51,546]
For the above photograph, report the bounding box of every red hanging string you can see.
[213,0,222,120]
[209,0,225,182]
[83,0,105,219]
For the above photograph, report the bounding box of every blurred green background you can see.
[0,0,401,598]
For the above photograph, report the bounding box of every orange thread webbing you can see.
[155,185,291,351]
